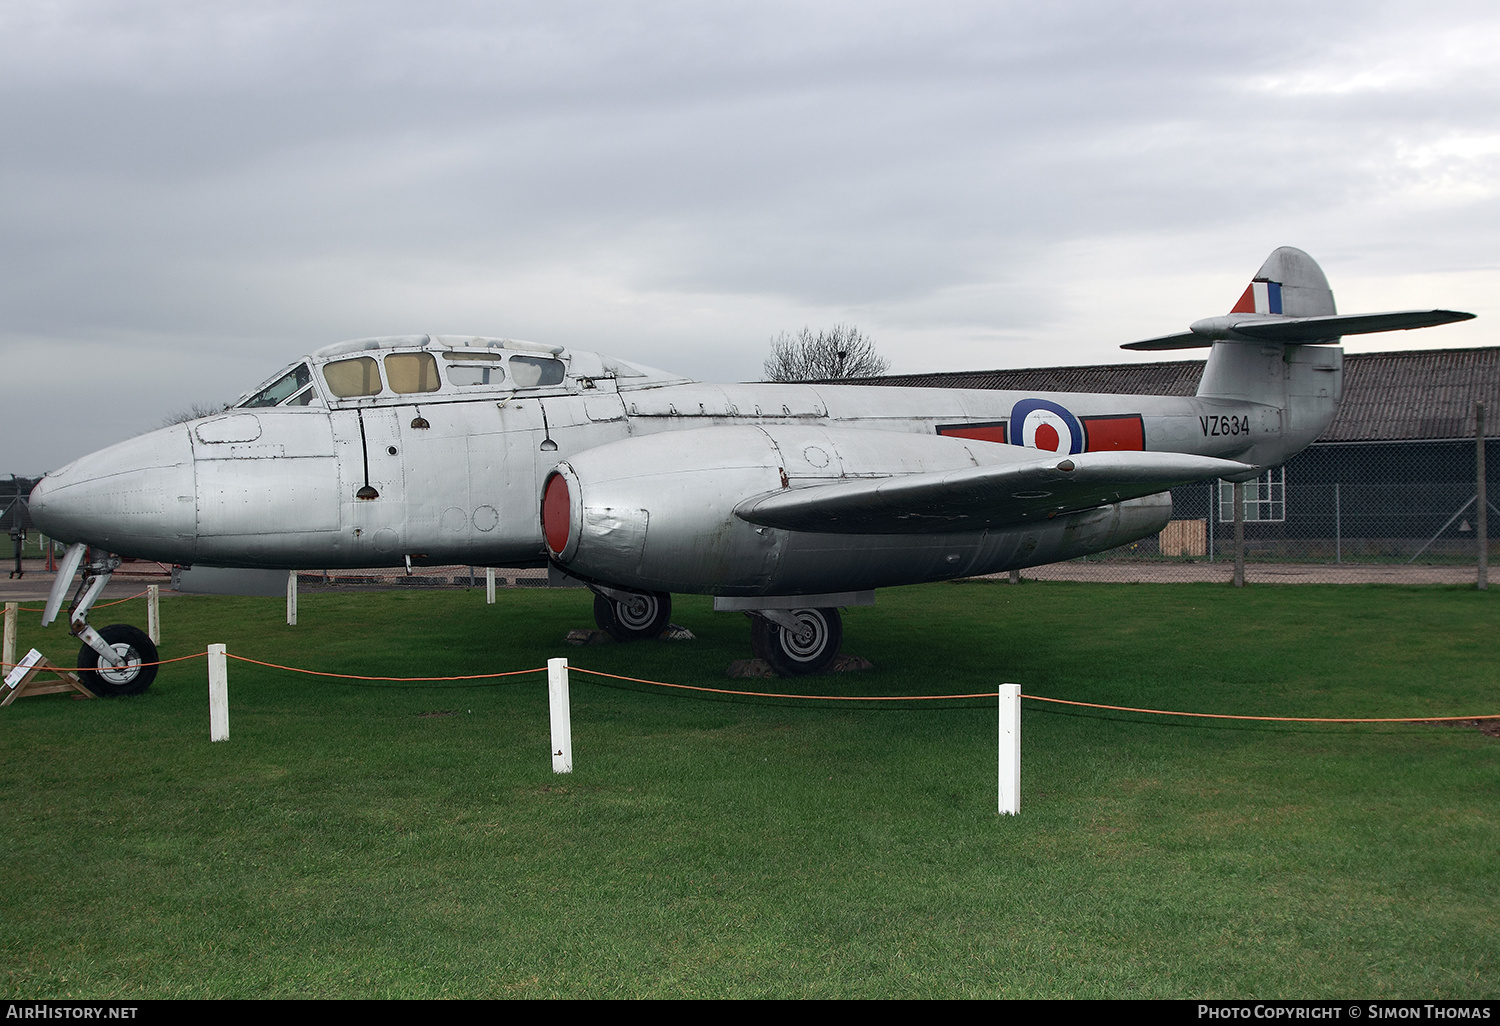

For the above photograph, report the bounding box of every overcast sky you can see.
[5,0,1499,472]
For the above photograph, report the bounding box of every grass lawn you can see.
[2,581,1497,998]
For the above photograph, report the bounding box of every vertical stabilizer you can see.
[1228,247,1336,318]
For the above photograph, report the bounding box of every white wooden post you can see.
[286,571,298,626]
[147,585,160,645]
[548,657,573,773]
[208,643,229,742]
[2,602,16,672]
[998,683,1021,815]
[485,567,496,605]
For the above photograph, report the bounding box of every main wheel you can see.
[77,624,158,697]
[750,607,842,676]
[593,590,672,641]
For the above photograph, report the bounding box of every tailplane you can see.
[1122,246,1472,351]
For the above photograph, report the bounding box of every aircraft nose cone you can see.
[29,426,197,562]
[26,474,58,534]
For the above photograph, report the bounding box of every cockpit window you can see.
[323,356,383,397]
[383,352,441,394]
[241,363,312,408]
[284,385,319,406]
[510,355,566,388]
[445,351,506,386]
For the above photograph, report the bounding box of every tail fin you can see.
[1229,247,1335,318]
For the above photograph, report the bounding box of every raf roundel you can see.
[1010,398,1084,455]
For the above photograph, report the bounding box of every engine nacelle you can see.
[542,425,1173,596]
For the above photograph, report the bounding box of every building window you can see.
[1219,467,1285,522]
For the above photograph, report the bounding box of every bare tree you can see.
[160,402,227,427]
[763,324,890,382]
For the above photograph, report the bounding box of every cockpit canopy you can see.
[231,334,687,410]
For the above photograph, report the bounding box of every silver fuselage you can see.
[29,335,1341,596]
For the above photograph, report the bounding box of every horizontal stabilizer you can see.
[1119,332,1212,352]
[735,451,1252,534]
[1122,309,1474,350]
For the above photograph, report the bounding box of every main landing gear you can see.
[592,587,672,641]
[749,607,842,677]
[43,544,159,696]
[584,581,845,676]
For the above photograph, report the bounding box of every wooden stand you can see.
[2,649,96,706]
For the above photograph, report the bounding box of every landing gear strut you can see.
[42,544,159,696]
[749,607,842,676]
[592,587,672,641]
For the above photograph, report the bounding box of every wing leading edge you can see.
[734,451,1252,535]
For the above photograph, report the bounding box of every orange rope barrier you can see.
[7,638,1492,724]
[1018,693,1500,723]
[570,668,1499,723]
[224,653,546,682]
[14,589,151,613]
[0,652,205,673]
[571,666,995,701]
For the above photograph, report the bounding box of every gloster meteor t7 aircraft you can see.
[28,248,1474,690]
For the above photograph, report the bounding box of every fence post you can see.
[286,571,298,626]
[1233,480,1245,588]
[1479,401,1488,592]
[998,683,1020,815]
[208,644,229,742]
[147,585,160,644]
[1334,482,1342,565]
[2,602,16,671]
[1207,482,1215,562]
[486,567,496,605]
[548,657,573,773]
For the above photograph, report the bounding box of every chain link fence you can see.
[1031,436,1495,584]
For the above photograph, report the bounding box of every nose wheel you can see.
[78,624,158,697]
[593,589,672,641]
[750,607,842,676]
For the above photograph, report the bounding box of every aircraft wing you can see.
[734,451,1252,534]
[1122,309,1474,350]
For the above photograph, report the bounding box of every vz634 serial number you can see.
[1201,415,1250,437]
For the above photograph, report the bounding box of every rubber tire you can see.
[750,608,842,677]
[593,590,672,641]
[77,623,158,697]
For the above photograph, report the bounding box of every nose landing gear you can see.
[41,543,159,696]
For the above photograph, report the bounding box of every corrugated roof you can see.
[1329,348,1500,442]
[853,347,1500,442]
